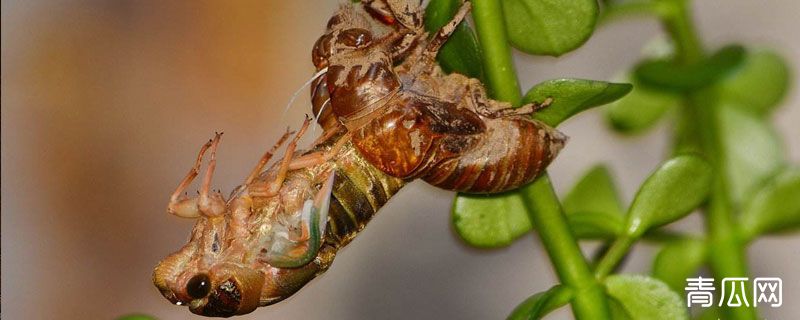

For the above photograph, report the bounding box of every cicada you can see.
[311,0,566,193]
[154,0,567,317]
[153,119,406,316]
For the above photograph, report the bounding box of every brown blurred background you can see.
[2,1,799,319]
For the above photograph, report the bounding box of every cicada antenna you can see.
[279,67,329,125]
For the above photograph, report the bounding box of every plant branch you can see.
[663,1,756,319]
[471,0,522,105]
[594,236,634,279]
[521,176,612,319]
[470,1,611,318]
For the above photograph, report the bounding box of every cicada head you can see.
[152,216,267,317]
[154,176,337,316]
[312,4,375,70]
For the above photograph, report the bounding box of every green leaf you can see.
[739,167,800,239]
[502,0,599,56]
[452,192,532,248]
[635,45,746,92]
[564,165,624,217]
[718,50,791,115]
[425,0,484,80]
[563,165,625,239]
[652,238,706,293]
[717,103,785,205]
[625,155,712,238]
[507,285,572,320]
[524,79,633,127]
[606,77,679,134]
[566,211,624,239]
[605,275,688,320]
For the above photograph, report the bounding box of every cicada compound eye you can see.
[336,28,373,48]
[186,273,212,299]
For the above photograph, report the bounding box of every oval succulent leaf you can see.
[524,79,633,127]
[652,238,706,293]
[503,0,599,56]
[507,285,572,320]
[625,155,712,238]
[605,275,688,320]
[718,104,785,205]
[634,45,745,92]
[566,210,624,239]
[718,49,791,115]
[739,167,800,240]
[606,77,678,134]
[452,192,532,248]
[425,0,484,80]
[563,165,624,217]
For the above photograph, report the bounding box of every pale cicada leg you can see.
[244,129,293,186]
[196,132,226,217]
[167,138,213,218]
[264,172,335,268]
[250,117,313,198]
[288,133,349,170]
[166,133,226,218]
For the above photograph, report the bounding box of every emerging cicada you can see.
[155,0,567,317]
[153,120,405,316]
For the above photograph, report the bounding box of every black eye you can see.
[187,273,211,299]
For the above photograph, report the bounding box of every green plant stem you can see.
[594,236,634,279]
[470,1,610,318]
[472,0,611,320]
[521,176,612,320]
[471,0,522,105]
[664,1,756,319]
[661,0,703,64]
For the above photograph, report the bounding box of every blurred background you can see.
[2,0,798,319]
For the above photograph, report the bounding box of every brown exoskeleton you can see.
[311,0,567,193]
[155,1,568,316]
[154,119,406,316]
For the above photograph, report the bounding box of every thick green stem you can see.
[469,1,610,318]
[664,1,756,319]
[471,0,522,105]
[521,176,612,320]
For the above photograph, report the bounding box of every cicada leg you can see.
[288,133,349,170]
[363,0,424,31]
[167,132,226,218]
[250,117,312,198]
[464,79,554,118]
[244,129,293,186]
[264,173,335,268]
[407,1,472,76]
